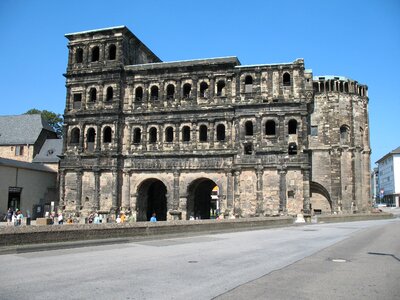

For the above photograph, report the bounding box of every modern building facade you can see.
[59,26,370,220]
[376,146,400,207]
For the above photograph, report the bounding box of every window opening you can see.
[151,86,159,101]
[216,124,226,141]
[103,127,112,143]
[245,75,253,93]
[106,87,113,102]
[135,87,143,102]
[86,128,96,151]
[200,82,209,98]
[199,125,207,142]
[265,120,276,136]
[310,126,318,136]
[133,128,141,144]
[288,119,297,134]
[288,143,297,155]
[283,72,291,86]
[76,48,83,63]
[15,146,24,156]
[165,127,174,142]
[70,128,80,144]
[182,126,191,142]
[91,46,99,62]
[73,93,82,109]
[183,83,192,99]
[166,84,175,100]
[149,127,157,143]
[340,126,349,144]
[245,121,253,136]
[89,88,97,102]
[217,80,226,97]
[108,44,116,60]
[244,143,253,155]
[313,82,319,93]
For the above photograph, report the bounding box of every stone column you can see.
[59,170,65,208]
[94,169,100,211]
[233,170,241,216]
[111,168,118,212]
[96,124,101,152]
[226,169,233,211]
[209,77,215,99]
[173,170,180,210]
[76,170,83,211]
[279,169,287,214]
[121,171,131,210]
[302,168,311,214]
[256,166,264,215]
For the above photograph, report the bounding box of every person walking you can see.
[6,208,13,226]
[58,212,64,225]
[150,213,157,222]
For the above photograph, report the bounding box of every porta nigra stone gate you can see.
[59,26,370,221]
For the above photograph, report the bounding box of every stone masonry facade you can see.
[59,26,370,221]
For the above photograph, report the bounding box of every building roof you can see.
[32,139,63,163]
[376,146,400,163]
[65,25,126,37]
[0,157,57,173]
[0,114,55,145]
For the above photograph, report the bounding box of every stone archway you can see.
[187,178,218,220]
[310,181,332,214]
[136,179,167,221]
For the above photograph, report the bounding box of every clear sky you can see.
[0,0,399,165]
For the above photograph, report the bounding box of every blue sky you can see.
[0,0,399,165]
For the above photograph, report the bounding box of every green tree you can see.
[25,109,63,137]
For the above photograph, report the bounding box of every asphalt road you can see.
[0,218,399,300]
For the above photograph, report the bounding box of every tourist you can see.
[58,213,64,225]
[6,208,13,226]
[150,213,157,222]
[120,213,126,223]
[116,215,121,223]
[93,213,100,224]
[16,210,24,226]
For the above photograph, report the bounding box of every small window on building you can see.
[340,126,349,144]
[149,127,157,143]
[183,83,192,99]
[310,126,318,136]
[288,143,297,155]
[217,80,226,97]
[288,119,297,135]
[244,143,253,155]
[245,75,253,93]
[73,93,82,109]
[245,121,253,136]
[200,82,209,98]
[182,126,191,142]
[108,44,116,60]
[15,145,24,156]
[288,190,295,198]
[216,124,226,141]
[106,87,113,102]
[166,84,175,100]
[91,46,100,62]
[89,88,97,102]
[151,86,159,101]
[103,126,112,143]
[70,128,80,144]
[199,125,208,142]
[135,87,143,102]
[265,120,276,136]
[76,48,83,63]
[133,128,141,144]
[283,72,291,86]
[313,82,319,93]
[165,127,173,142]
[86,128,96,151]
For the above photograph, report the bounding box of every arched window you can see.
[313,82,319,93]
[183,83,192,99]
[199,125,207,142]
[283,72,291,86]
[86,128,96,151]
[288,119,297,135]
[89,88,97,102]
[149,127,157,143]
[108,44,116,60]
[245,75,253,93]
[265,120,276,136]
[182,126,190,142]
[166,84,175,100]
[288,143,297,155]
[70,128,80,144]
[216,124,225,141]
[133,128,141,144]
[75,48,83,63]
[320,82,325,92]
[103,126,112,143]
[106,87,113,102]
[244,143,253,155]
[165,127,173,142]
[344,82,349,93]
[135,86,143,102]
[245,121,253,136]
[151,86,159,101]
[340,126,349,144]
[91,46,99,62]
[217,80,226,97]
[200,82,209,98]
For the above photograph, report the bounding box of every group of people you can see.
[6,208,24,226]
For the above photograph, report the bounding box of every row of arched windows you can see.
[243,119,297,136]
[70,126,113,150]
[88,86,114,102]
[313,80,367,96]
[75,44,117,64]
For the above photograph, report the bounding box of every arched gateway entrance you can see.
[136,179,167,221]
[187,178,219,220]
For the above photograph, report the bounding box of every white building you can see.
[376,146,400,207]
